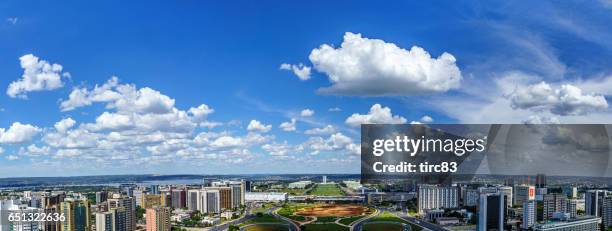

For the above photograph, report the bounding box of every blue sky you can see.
[1,1,612,177]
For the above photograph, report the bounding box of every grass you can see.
[362,223,404,231]
[301,223,349,231]
[308,184,345,196]
[241,214,283,225]
[282,188,308,195]
[314,216,337,223]
[244,224,288,231]
[277,203,311,217]
[367,211,423,231]
[252,202,275,214]
[338,216,364,226]
[286,215,309,222]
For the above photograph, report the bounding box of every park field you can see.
[308,183,344,196]
[366,211,423,231]
[244,224,289,231]
[362,223,404,231]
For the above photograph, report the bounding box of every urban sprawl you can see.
[1,174,611,231]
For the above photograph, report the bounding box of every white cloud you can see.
[523,115,561,124]
[43,127,100,149]
[60,76,121,111]
[508,81,608,115]
[304,125,336,135]
[54,118,76,133]
[6,155,19,161]
[60,77,176,115]
[114,87,175,114]
[210,136,244,148]
[61,77,198,134]
[430,72,612,124]
[420,115,434,123]
[345,104,407,127]
[0,122,41,144]
[7,17,17,25]
[247,120,272,133]
[300,109,315,117]
[262,142,292,156]
[345,143,361,156]
[328,107,342,112]
[280,63,311,81]
[55,149,81,158]
[309,32,462,96]
[21,144,51,156]
[7,54,69,98]
[199,121,222,129]
[302,132,358,155]
[90,112,133,131]
[188,104,215,122]
[279,118,297,132]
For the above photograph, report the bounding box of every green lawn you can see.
[252,203,275,214]
[314,216,337,223]
[277,203,310,217]
[338,216,364,226]
[362,223,404,231]
[241,214,283,225]
[368,211,422,231]
[244,224,289,231]
[301,223,349,231]
[308,184,345,196]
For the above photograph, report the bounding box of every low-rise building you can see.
[533,216,601,231]
[245,192,288,202]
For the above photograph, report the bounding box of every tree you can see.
[136,206,146,220]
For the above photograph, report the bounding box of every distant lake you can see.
[138,179,204,186]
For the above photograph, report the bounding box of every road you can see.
[350,209,379,231]
[210,205,300,231]
[352,208,447,231]
[393,211,447,231]
[271,208,300,231]
[209,214,255,231]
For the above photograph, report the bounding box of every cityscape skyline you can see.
[1,1,612,176]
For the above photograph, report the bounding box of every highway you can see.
[271,208,300,231]
[352,207,447,231]
[393,211,447,231]
[209,213,254,231]
[210,205,300,231]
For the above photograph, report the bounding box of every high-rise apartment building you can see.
[202,190,220,214]
[543,193,566,221]
[566,199,578,218]
[145,206,170,231]
[536,174,547,188]
[96,192,108,204]
[142,194,162,209]
[170,188,186,209]
[523,200,536,229]
[478,192,506,231]
[107,194,136,231]
[602,196,612,228]
[513,185,535,207]
[418,184,458,214]
[586,190,606,217]
[187,189,200,211]
[59,200,90,231]
[95,212,113,231]
[230,183,244,209]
